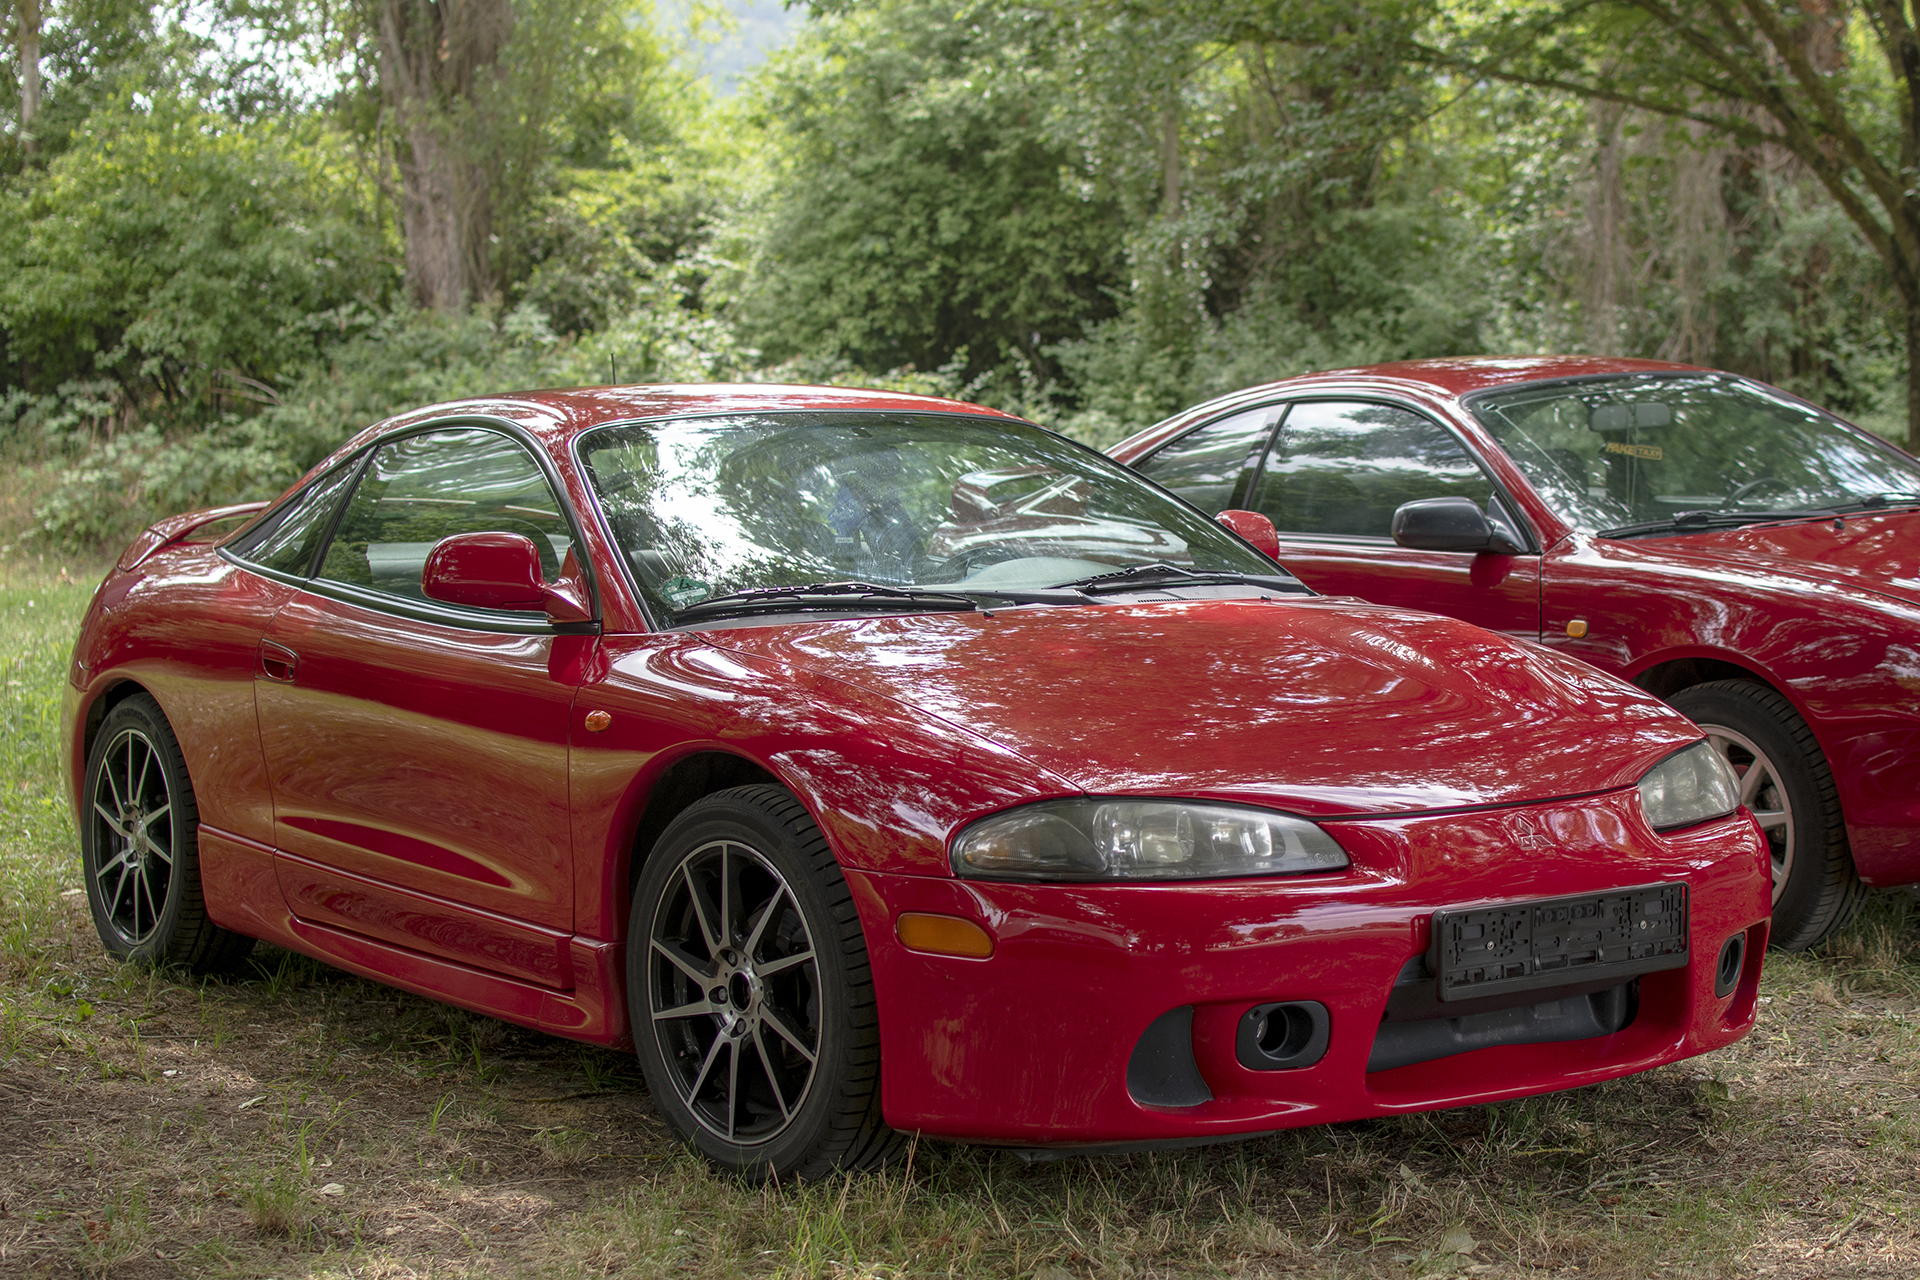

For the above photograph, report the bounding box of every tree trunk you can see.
[1582,102,1628,356]
[17,0,40,151]
[1159,99,1180,223]
[396,124,492,312]
[374,0,513,311]
[1907,301,1920,449]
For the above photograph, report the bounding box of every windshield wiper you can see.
[1048,562,1310,595]
[670,580,1087,624]
[1596,509,1840,539]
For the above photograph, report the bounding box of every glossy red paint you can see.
[850,794,1765,1143]
[64,381,1771,1152]
[1216,508,1281,559]
[420,532,551,611]
[1111,357,1920,890]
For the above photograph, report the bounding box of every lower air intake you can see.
[1368,954,1637,1073]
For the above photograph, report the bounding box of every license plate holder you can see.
[1430,882,1688,1003]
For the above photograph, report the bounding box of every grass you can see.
[2,549,1918,1278]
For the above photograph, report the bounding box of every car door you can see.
[254,424,594,988]
[1147,399,1542,641]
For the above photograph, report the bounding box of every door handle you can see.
[258,640,299,682]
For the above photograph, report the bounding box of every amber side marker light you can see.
[896,912,994,958]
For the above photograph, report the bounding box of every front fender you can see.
[569,633,1080,942]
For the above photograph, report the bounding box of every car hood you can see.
[699,598,1699,817]
[1641,510,1920,609]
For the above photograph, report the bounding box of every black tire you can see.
[626,785,901,1179]
[1668,680,1864,951]
[79,693,256,974]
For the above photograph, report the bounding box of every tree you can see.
[1437,0,1920,439]
[1037,0,1473,421]
[739,0,1127,393]
[16,0,39,148]
[369,0,513,310]
[0,93,389,409]
[275,0,680,312]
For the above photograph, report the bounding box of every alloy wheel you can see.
[87,726,175,945]
[646,838,822,1145]
[1701,722,1794,904]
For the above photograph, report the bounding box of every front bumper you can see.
[846,789,1769,1146]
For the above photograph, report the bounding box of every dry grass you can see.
[3,553,1918,1279]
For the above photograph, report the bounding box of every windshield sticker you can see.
[1604,441,1663,460]
[661,577,713,608]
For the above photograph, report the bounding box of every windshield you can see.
[1467,374,1920,534]
[578,411,1282,620]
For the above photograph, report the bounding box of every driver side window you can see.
[1253,401,1494,538]
[318,428,574,606]
[1136,406,1277,514]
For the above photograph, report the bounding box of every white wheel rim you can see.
[1699,722,1793,904]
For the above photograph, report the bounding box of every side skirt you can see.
[197,825,630,1048]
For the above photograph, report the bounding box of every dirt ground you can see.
[1,890,1917,1279]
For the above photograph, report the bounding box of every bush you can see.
[23,290,756,549]
[0,92,390,415]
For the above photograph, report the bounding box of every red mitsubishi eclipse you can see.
[65,384,1768,1178]
[1114,357,1920,951]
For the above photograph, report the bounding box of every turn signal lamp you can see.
[896,913,994,958]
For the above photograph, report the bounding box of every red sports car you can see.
[1114,357,1920,951]
[65,384,1768,1178]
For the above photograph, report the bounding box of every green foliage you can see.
[737,0,1126,393]
[1429,0,1920,437]
[482,0,711,297]
[1055,200,1511,443]
[0,0,1911,549]
[0,91,390,413]
[507,139,738,337]
[0,0,167,163]
[28,286,752,549]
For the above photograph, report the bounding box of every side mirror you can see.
[1391,497,1525,555]
[421,532,594,624]
[1216,508,1281,560]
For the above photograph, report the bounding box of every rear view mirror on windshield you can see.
[1590,403,1674,431]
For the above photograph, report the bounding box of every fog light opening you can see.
[1714,932,1746,999]
[1255,1005,1315,1058]
[1236,1000,1331,1072]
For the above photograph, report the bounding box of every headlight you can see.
[1638,741,1739,831]
[951,799,1350,882]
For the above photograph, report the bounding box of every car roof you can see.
[359,383,1024,455]
[1256,355,1712,400]
[1110,356,1719,465]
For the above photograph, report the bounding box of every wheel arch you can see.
[1628,649,1842,760]
[1626,649,1827,735]
[77,678,158,780]
[617,749,783,907]
[1629,653,1777,703]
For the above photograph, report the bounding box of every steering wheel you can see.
[1727,476,1791,504]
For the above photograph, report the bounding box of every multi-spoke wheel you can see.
[80,694,255,972]
[1671,680,1863,951]
[627,785,899,1179]
[1702,722,1794,900]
